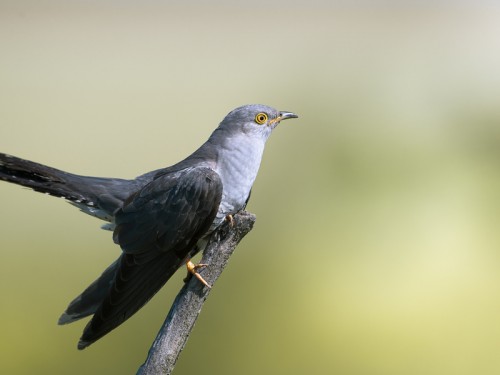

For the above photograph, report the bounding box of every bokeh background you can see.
[1,1,500,374]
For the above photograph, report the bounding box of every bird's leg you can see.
[185,259,211,288]
[225,214,234,227]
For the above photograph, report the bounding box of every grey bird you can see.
[0,104,297,349]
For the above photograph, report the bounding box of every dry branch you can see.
[137,211,256,375]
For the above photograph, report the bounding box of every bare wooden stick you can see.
[137,211,256,375]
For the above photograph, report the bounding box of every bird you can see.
[0,104,298,349]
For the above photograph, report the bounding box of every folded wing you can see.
[76,166,222,349]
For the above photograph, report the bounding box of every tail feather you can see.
[1,152,192,349]
[0,153,91,202]
[0,153,141,218]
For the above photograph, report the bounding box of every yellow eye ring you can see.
[255,112,268,125]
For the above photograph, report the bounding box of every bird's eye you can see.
[255,112,268,125]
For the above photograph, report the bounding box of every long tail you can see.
[0,153,139,218]
[1,153,95,203]
[1,152,187,348]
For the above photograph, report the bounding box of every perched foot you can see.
[185,260,211,288]
[225,214,235,227]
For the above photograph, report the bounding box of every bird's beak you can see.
[279,111,298,121]
[269,111,298,126]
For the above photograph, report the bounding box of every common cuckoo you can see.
[0,104,298,349]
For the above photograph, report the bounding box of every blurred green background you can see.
[1,1,500,374]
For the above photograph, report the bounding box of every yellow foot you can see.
[186,260,211,288]
[225,214,235,227]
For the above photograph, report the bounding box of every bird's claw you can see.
[225,214,234,227]
[185,260,211,288]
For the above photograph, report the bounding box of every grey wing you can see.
[77,166,222,349]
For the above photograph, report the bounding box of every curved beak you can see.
[279,111,298,121]
[269,111,298,126]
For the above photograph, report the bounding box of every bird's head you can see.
[216,104,298,140]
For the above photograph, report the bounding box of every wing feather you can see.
[78,166,222,349]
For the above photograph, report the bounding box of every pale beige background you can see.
[1,1,500,374]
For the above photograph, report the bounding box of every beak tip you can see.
[280,111,299,120]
